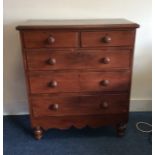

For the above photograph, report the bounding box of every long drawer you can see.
[29,71,130,94]
[26,49,131,70]
[31,93,129,117]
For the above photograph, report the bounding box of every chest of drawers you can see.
[16,19,139,140]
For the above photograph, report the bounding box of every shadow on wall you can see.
[4,21,29,114]
[131,42,152,99]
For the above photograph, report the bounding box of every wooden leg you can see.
[116,123,127,137]
[34,126,43,140]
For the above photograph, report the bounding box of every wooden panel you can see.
[80,71,130,92]
[81,31,135,47]
[31,93,129,117]
[31,114,129,130]
[23,31,79,48]
[29,71,79,94]
[29,71,130,94]
[26,49,131,70]
[16,19,139,30]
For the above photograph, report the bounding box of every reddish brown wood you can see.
[28,71,130,94]
[16,19,139,30]
[22,31,79,48]
[34,126,43,140]
[31,93,129,117]
[16,19,139,139]
[29,71,79,94]
[26,49,132,70]
[31,114,129,130]
[81,31,135,47]
[80,71,130,92]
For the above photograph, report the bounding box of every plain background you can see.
[3,0,152,114]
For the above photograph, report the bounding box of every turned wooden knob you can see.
[48,81,58,88]
[100,102,109,109]
[102,36,111,43]
[101,57,110,64]
[49,104,59,110]
[47,58,56,65]
[47,36,55,44]
[100,80,109,86]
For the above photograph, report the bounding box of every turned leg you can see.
[116,123,127,137]
[34,126,43,140]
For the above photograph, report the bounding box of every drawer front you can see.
[31,93,129,117]
[81,30,135,47]
[80,71,130,92]
[29,71,79,94]
[23,31,79,48]
[29,71,130,94]
[26,49,131,70]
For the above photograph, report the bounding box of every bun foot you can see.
[34,126,43,140]
[116,123,127,137]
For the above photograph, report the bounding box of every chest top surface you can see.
[16,19,139,30]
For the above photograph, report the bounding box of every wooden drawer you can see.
[29,71,130,94]
[79,71,130,92]
[31,93,129,117]
[26,49,131,70]
[81,30,135,47]
[22,31,79,48]
[29,71,79,94]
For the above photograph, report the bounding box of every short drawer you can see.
[31,93,129,117]
[29,71,79,94]
[80,71,130,92]
[81,30,135,47]
[29,71,130,94]
[22,31,79,48]
[26,49,131,70]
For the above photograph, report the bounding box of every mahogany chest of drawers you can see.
[16,19,139,140]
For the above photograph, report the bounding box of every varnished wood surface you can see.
[26,49,131,70]
[81,30,135,47]
[31,93,129,117]
[22,31,79,48]
[29,71,130,94]
[16,19,139,30]
[17,19,139,139]
[31,114,129,130]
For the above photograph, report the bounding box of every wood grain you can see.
[16,19,139,139]
[31,93,129,117]
[23,31,79,48]
[29,71,130,94]
[26,49,131,70]
[81,31,135,47]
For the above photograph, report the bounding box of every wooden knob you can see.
[100,102,109,109]
[102,36,111,43]
[49,104,59,110]
[47,58,56,65]
[100,80,109,86]
[101,57,110,64]
[47,36,55,44]
[48,81,58,88]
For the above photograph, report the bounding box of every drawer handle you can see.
[47,36,55,44]
[49,104,59,110]
[47,58,56,65]
[102,36,111,43]
[100,102,109,109]
[48,81,58,88]
[100,80,109,86]
[101,57,110,64]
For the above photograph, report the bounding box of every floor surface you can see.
[3,112,152,155]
